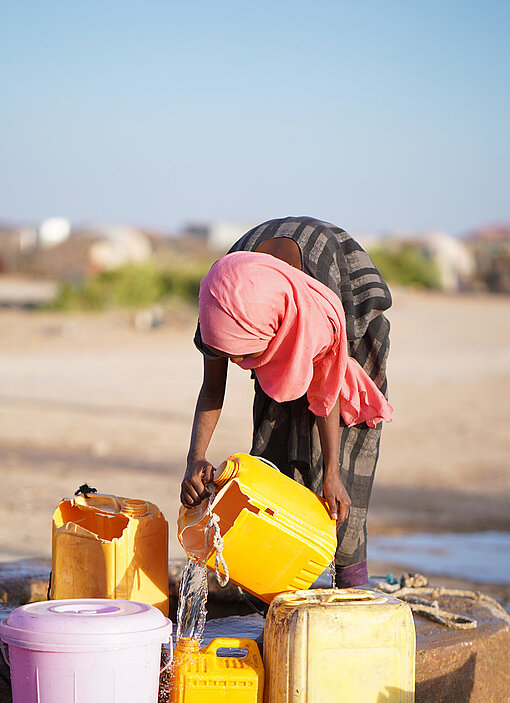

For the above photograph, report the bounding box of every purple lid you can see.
[0,599,172,651]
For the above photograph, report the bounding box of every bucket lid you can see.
[0,599,172,652]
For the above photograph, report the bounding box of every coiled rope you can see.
[375,573,510,630]
[206,502,229,587]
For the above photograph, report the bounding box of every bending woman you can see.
[180,216,392,588]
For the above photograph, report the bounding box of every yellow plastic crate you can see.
[169,637,264,703]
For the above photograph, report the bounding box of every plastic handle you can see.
[74,493,122,512]
[324,592,386,605]
[204,637,257,657]
[96,494,122,511]
[253,455,280,471]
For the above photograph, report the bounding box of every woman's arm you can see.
[316,397,352,523]
[180,356,228,507]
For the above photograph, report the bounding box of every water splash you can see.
[175,489,230,644]
[161,557,210,702]
[175,557,209,642]
[160,491,230,700]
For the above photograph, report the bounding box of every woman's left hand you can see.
[323,470,351,524]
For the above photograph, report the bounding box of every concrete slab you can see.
[414,594,510,702]
[0,558,50,606]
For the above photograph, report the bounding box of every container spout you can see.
[214,458,240,487]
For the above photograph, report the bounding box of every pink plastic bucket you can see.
[0,599,172,703]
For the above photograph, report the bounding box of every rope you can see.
[236,586,268,616]
[374,572,510,630]
[206,505,229,588]
[403,600,477,629]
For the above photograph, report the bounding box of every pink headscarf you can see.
[199,251,392,426]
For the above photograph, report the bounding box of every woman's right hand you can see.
[180,459,215,508]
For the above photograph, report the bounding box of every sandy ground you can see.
[0,289,509,569]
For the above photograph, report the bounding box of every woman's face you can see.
[205,345,266,364]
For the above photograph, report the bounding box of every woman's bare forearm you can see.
[187,391,224,462]
[186,357,228,463]
[316,396,340,475]
[181,357,228,507]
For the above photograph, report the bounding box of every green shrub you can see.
[48,261,212,311]
[368,245,441,289]
[100,264,165,307]
[159,264,208,300]
[48,247,439,312]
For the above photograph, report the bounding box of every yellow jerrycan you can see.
[178,452,337,603]
[263,588,416,703]
[50,491,169,615]
[169,637,264,703]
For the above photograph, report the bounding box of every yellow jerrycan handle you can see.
[277,589,388,607]
[323,590,387,605]
[203,638,260,658]
[72,493,122,513]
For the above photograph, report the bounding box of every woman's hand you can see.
[315,397,350,522]
[323,469,351,523]
[180,459,215,508]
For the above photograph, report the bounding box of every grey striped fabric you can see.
[196,216,391,576]
[229,216,391,340]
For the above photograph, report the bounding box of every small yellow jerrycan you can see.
[50,491,169,615]
[263,588,416,703]
[169,637,264,703]
[178,452,337,603]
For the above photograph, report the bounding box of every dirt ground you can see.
[0,288,509,564]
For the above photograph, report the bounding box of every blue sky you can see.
[1,0,509,234]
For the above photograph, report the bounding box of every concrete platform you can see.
[414,594,510,702]
[1,559,509,702]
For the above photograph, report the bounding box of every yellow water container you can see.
[263,588,415,703]
[178,452,337,604]
[169,637,264,703]
[50,492,169,615]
